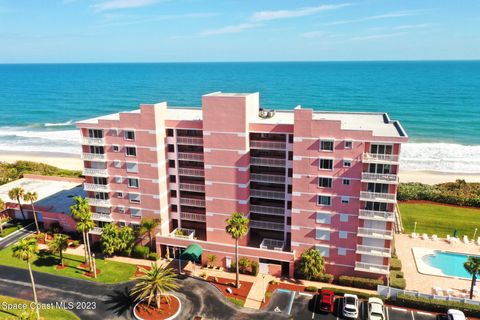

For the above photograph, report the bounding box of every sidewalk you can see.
[244,274,273,309]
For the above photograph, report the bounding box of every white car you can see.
[367,297,385,320]
[447,309,466,320]
[343,294,359,318]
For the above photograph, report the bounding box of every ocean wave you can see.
[44,120,74,127]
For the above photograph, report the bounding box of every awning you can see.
[180,244,203,262]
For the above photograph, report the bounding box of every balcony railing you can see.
[356,245,391,257]
[179,183,205,193]
[363,153,399,163]
[170,228,195,239]
[84,183,109,192]
[82,137,105,146]
[250,173,285,184]
[250,220,284,231]
[250,140,286,150]
[177,152,204,161]
[260,238,285,251]
[89,227,104,235]
[87,198,111,207]
[354,262,389,275]
[179,198,206,207]
[357,227,393,240]
[176,137,203,146]
[250,189,285,200]
[250,157,286,167]
[361,172,399,184]
[83,168,108,177]
[250,205,284,216]
[92,213,113,222]
[359,209,395,222]
[360,191,396,203]
[180,212,206,222]
[81,153,107,161]
[178,168,205,177]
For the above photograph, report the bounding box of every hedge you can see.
[389,277,406,290]
[305,286,319,292]
[338,276,383,290]
[389,294,480,317]
[316,273,334,284]
[320,287,379,300]
[390,258,402,271]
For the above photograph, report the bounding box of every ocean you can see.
[0,61,479,173]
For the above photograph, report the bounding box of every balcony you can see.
[250,157,286,167]
[180,212,206,222]
[250,189,285,200]
[178,168,204,177]
[92,213,113,222]
[361,172,399,184]
[250,220,284,231]
[177,152,204,161]
[179,183,205,193]
[250,205,284,216]
[88,227,103,235]
[87,198,111,208]
[170,228,195,239]
[363,153,399,164]
[81,153,107,161]
[250,173,285,184]
[359,209,395,222]
[260,238,285,251]
[356,245,391,257]
[82,137,105,146]
[250,140,286,150]
[357,227,393,240]
[360,191,396,203]
[84,183,109,192]
[176,137,203,146]
[179,197,206,207]
[354,262,389,275]
[83,168,108,177]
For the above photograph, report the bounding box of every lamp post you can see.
[262,274,266,303]
[413,221,417,234]
[473,228,478,241]
[92,253,97,279]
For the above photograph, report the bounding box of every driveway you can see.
[0,223,35,250]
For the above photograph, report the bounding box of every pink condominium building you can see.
[77,92,408,280]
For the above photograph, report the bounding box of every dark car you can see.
[317,289,335,313]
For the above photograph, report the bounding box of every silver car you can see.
[367,297,385,320]
[343,294,359,318]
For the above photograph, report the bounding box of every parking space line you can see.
[386,305,389,320]
[336,298,340,320]
[417,311,433,316]
[311,295,317,319]
[411,310,415,320]
[299,292,313,297]
[391,307,408,312]
[286,291,296,315]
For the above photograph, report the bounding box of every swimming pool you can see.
[422,251,478,279]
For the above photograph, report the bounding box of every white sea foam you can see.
[44,120,74,127]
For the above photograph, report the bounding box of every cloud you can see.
[251,3,351,22]
[326,10,424,25]
[100,12,216,26]
[301,31,327,38]
[351,32,406,41]
[394,23,429,30]
[91,0,160,12]
[200,23,261,36]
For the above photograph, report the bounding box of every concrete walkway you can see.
[244,274,273,309]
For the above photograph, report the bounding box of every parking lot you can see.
[267,290,438,320]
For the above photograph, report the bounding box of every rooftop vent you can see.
[259,108,276,119]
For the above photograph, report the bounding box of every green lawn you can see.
[0,295,79,320]
[399,202,480,237]
[0,246,137,284]
[0,219,33,238]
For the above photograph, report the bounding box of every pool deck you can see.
[395,234,480,299]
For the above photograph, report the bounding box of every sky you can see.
[0,0,479,63]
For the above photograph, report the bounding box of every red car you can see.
[317,289,335,313]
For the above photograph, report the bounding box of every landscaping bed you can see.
[206,276,252,306]
[134,294,181,320]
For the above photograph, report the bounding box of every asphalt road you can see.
[0,223,35,250]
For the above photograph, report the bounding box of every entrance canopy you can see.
[180,244,203,262]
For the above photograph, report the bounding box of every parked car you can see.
[437,309,467,320]
[367,297,385,320]
[343,294,359,318]
[317,289,335,313]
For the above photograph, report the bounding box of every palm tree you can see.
[139,218,160,249]
[23,192,40,234]
[464,256,480,299]
[130,264,179,309]
[12,237,40,320]
[8,187,26,220]
[0,198,8,235]
[70,197,95,271]
[48,234,69,267]
[225,212,249,288]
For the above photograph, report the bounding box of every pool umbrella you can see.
[453,229,457,237]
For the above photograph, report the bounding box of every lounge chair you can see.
[463,235,469,244]
[422,233,429,240]
[411,232,417,239]
[432,234,438,241]
[433,287,443,295]
[446,288,454,296]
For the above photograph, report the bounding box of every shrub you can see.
[199,272,207,279]
[265,292,273,299]
[251,261,259,276]
[390,294,480,317]
[320,287,380,300]
[338,276,383,290]
[207,254,217,268]
[269,280,278,285]
[315,273,334,283]
[305,286,318,292]
[71,240,80,247]
[227,297,244,307]
[238,257,251,274]
[148,252,160,261]
[390,277,406,289]
[212,277,218,283]
[132,245,150,259]
[390,270,404,279]
[390,258,402,271]
[50,222,62,234]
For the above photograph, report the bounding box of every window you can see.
[288,134,294,143]
[169,175,176,183]
[171,204,178,212]
[114,176,123,184]
[130,208,141,218]
[371,144,393,155]
[315,245,330,258]
[320,140,334,151]
[319,158,333,170]
[116,192,123,198]
[129,193,141,204]
[168,144,175,152]
[128,178,139,188]
[166,129,174,137]
[339,231,348,239]
[118,206,125,213]
[93,177,107,185]
[124,130,135,141]
[338,248,347,256]
[318,177,332,188]
[344,140,353,149]
[126,147,136,157]
[315,228,330,240]
[168,160,175,168]
[342,178,351,186]
[110,129,118,136]
[113,145,120,152]
[118,221,126,227]
[170,190,177,198]
[316,212,331,224]
[339,213,349,222]
[89,145,104,154]
[343,160,352,168]
[126,162,139,173]
[341,196,350,204]
[88,129,103,138]
[113,160,121,168]
[317,195,331,206]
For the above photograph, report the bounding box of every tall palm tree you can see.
[12,237,40,320]
[139,218,160,249]
[225,212,249,288]
[23,192,40,234]
[70,196,95,271]
[8,187,26,220]
[130,264,179,309]
[49,234,69,267]
[464,256,480,299]
[0,198,7,235]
